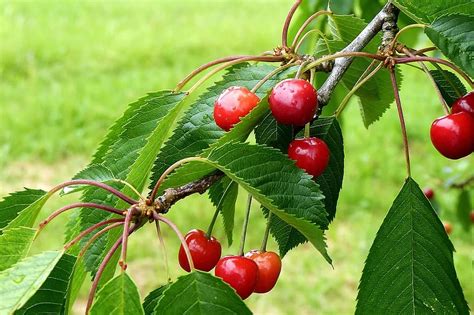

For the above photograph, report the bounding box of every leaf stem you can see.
[155,221,171,282]
[251,62,297,94]
[290,10,332,51]
[282,0,303,48]
[238,195,253,256]
[294,28,330,53]
[63,218,125,251]
[334,62,383,118]
[389,68,411,178]
[260,212,273,252]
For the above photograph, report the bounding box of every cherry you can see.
[214,256,259,300]
[423,188,434,200]
[288,137,330,177]
[470,211,474,223]
[430,112,474,159]
[245,250,281,293]
[214,86,260,131]
[269,78,318,126]
[452,91,474,115]
[443,221,452,235]
[178,229,221,272]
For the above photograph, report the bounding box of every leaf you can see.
[425,14,474,78]
[142,284,170,315]
[356,177,469,314]
[392,0,474,24]
[0,189,46,233]
[148,63,293,191]
[154,271,251,315]
[430,70,467,106]
[61,164,117,195]
[254,111,294,153]
[456,190,472,232]
[0,251,63,313]
[208,177,239,246]
[90,272,144,315]
[0,227,36,272]
[15,254,76,315]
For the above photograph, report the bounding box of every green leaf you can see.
[142,284,170,315]
[0,189,46,233]
[356,177,469,314]
[15,254,76,315]
[0,227,36,272]
[456,190,472,232]
[425,14,474,78]
[430,70,467,106]
[392,0,474,24]
[0,251,63,313]
[208,177,239,246]
[254,112,294,153]
[90,272,144,315]
[154,271,251,315]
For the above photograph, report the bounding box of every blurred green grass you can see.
[0,0,472,314]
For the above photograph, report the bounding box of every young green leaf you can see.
[356,177,469,314]
[456,190,472,232]
[15,254,76,315]
[0,188,46,233]
[425,14,474,78]
[430,70,467,106]
[0,227,36,272]
[0,251,63,313]
[142,284,170,315]
[153,271,251,315]
[392,0,474,24]
[90,272,144,315]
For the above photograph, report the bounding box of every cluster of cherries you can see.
[214,78,330,177]
[178,229,281,299]
[430,91,474,160]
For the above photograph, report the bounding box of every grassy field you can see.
[1,1,472,314]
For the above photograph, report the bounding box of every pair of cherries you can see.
[430,91,474,159]
[178,229,282,299]
[214,79,330,177]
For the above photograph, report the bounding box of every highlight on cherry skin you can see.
[288,137,330,177]
[178,229,222,272]
[269,78,318,126]
[214,255,259,300]
[214,86,260,131]
[451,91,474,115]
[245,250,282,294]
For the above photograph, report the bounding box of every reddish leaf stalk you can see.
[63,218,125,251]
[282,0,303,48]
[290,10,332,51]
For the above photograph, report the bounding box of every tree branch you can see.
[317,2,399,106]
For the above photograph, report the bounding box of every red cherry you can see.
[245,250,281,293]
[430,112,474,159]
[443,221,452,235]
[269,79,318,126]
[470,211,474,223]
[423,188,434,200]
[178,229,221,272]
[452,91,474,115]
[214,256,258,300]
[214,86,260,131]
[288,137,330,177]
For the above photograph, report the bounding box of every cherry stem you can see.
[394,56,474,88]
[282,0,303,48]
[260,212,273,252]
[334,61,383,117]
[290,10,332,51]
[206,207,220,238]
[412,46,437,55]
[85,224,137,315]
[303,51,384,72]
[78,222,125,259]
[38,202,125,236]
[389,67,411,178]
[186,56,285,95]
[155,221,171,282]
[388,24,426,51]
[149,156,206,201]
[304,123,311,138]
[119,207,137,271]
[294,28,329,53]
[108,179,145,202]
[238,195,253,256]
[63,218,125,251]
[153,212,195,271]
[250,62,297,94]
[48,179,138,205]
[295,60,311,79]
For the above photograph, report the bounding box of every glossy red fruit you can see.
[443,221,453,235]
[245,250,282,293]
[423,188,434,200]
[214,256,259,299]
[470,211,474,223]
[452,91,474,115]
[430,112,474,159]
[214,86,260,131]
[288,137,330,177]
[178,229,221,272]
[269,78,318,126]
